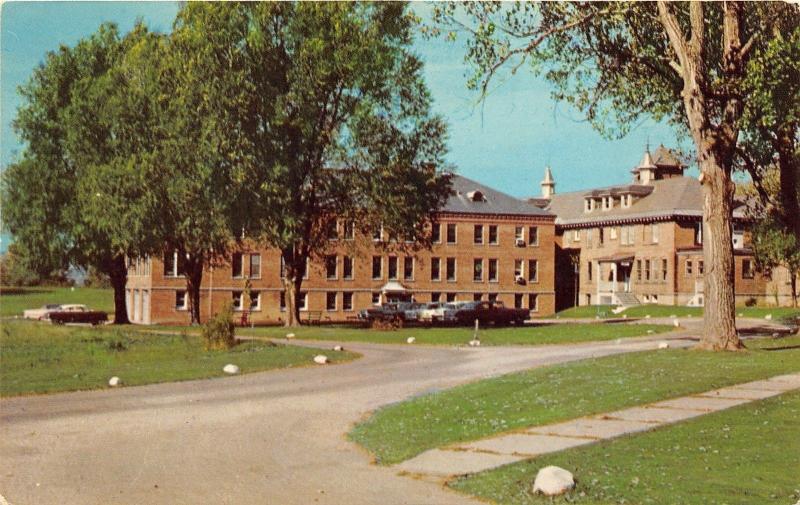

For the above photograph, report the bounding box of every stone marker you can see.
[285,333,296,339]
[406,337,416,344]
[223,364,240,374]
[108,376,121,387]
[658,341,670,349]
[332,345,344,351]
[533,466,575,496]
[313,355,329,364]
[673,319,680,327]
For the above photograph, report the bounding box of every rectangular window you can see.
[371,292,381,304]
[431,257,441,281]
[514,259,524,279]
[446,292,456,302]
[249,291,261,311]
[661,259,668,281]
[598,227,605,246]
[249,253,261,279]
[488,225,498,244]
[232,291,243,311]
[588,261,593,281]
[694,222,703,245]
[343,221,355,240]
[698,260,704,275]
[326,221,338,240]
[473,225,484,244]
[431,222,441,243]
[686,260,693,276]
[175,290,187,310]
[388,256,398,280]
[514,293,523,309]
[515,226,524,245]
[431,292,441,303]
[372,256,382,280]
[446,223,457,244]
[298,292,308,311]
[232,253,244,278]
[343,292,353,311]
[652,224,660,244]
[528,226,539,246]
[473,258,484,281]
[164,252,177,277]
[610,227,618,240]
[280,291,286,311]
[645,260,651,281]
[343,256,354,279]
[372,225,383,242]
[742,259,755,279]
[488,293,498,302]
[326,292,337,311]
[528,260,538,282]
[403,257,414,281]
[488,259,498,282]
[528,294,538,312]
[573,229,581,242]
[446,257,456,281]
[325,255,337,279]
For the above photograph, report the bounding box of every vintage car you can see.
[48,306,108,325]
[441,301,473,324]
[446,301,529,326]
[23,304,65,320]
[417,302,445,323]
[401,303,427,322]
[358,302,417,323]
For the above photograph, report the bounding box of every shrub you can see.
[744,296,758,307]
[202,302,236,350]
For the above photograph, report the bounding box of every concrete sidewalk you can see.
[395,373,800,480]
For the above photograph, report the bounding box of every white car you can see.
[418,303,444,323]
[23,304,87,320]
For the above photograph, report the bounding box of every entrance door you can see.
[620,264,632,292]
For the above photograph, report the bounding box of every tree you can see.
[172,3,451,326]
[0,242,69,287]
[752,216,800,307]
[432,1,799,350]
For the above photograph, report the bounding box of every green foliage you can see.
[0,242,69,287]
[83,266,111,288]
[751,213,800,305]
[201,302,236,350]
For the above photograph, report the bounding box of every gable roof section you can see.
[442,174,554,218]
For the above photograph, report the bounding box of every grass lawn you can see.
[553,304,800,322]
[209,323,674,346]
[349,335,800,465]
[0,320,358,396]
[0,286,114,317]
[451,390,800,505]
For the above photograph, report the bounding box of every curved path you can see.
[1,329,700,505]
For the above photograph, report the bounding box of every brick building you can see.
[532,146,793,310]
[126,175,556,324]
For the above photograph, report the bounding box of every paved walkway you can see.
[395,373,800,480]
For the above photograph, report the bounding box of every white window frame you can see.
[232,291,244,311]
[343,292,354,311]
[249,253,261,279]
[249,291,261,311]
[175,290,188,311]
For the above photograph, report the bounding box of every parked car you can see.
[359,302,416,323]
[23,304,65,320]
[449,300,529,326]
[417,302,445,323]
[49,306,108,326]
[402,303,427,322]
[441,301,472,324]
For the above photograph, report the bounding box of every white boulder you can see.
[313,355,329,364]
[285,333,296,339]
[673,319,680,327]
[646,330,654,334]
[108,376,121,387]
[468,339,481,347]
[406,337,416,344]
[658,341,670,349]
[223,364,240,375]
[532,465,575,496]
[332,345,344,351]
[764,314,773,320]
[645,315,651,319]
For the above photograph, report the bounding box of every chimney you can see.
[540,166,555,199]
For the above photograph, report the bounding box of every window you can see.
[446,257,456,281]
[488,225,498,244]
[528,226,539,246]
[473,258,483,281]
[372,256,382,279]
[371,292,381,304]
[474,224,484,244]
[326,292,337,311]
[488,293,498,302]
[645,259,651,281]
[514,259,524,279]
[474,293,483,302]
[280,292,286,311]
[431,257,441,281]
[598,227,605,246]
[249,291,261,311]
[164,251,178,277]
[686,260,693,276]
[446,223,457,244]
[694,222,703,245]
[431,223,441,243]
[372,225,383,242]
[388,256,398,280]
[343,256,354,279]
[249,253,261,279]
[515,226,524,245]
[588,261,593,281]
[431,292,441,303]
[742,259,755,279]
[488,259,498,282]
[325,255,337,279]
[446,292,456,302]
[698,260,704,275]
[175,290,187,310]
[603,196,612,210]
[232,253,244,278]
[403,257,414,281]
[651,224,660,244]
[621,226,634,245]
[584,199,592,212]
[661,259,668,281]
[232,291,243,311]
[528,294,539,312]
[514,293,523,309]
[298,292,308,311]
[343,221,355,240]
[326,221,338,240]
[573,229,581,242]
[609,227,618,240]
[528,260,538,282]
[343,292,353,311]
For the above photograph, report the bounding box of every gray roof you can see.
[442,174,554,218]
[544,176,747,227]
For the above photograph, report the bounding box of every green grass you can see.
[0,320,358,396]
[553,304,800,322]
[0,286,114,317]
[197,323,674,346]
[349,336,800,465]
[548,305,618,319]
[451,390,800,505]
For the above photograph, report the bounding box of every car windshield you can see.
[45,304,61,309]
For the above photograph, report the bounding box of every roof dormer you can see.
[466,190,486,202]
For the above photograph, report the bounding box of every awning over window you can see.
[380,281,407,293]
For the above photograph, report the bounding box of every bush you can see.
[202,302,236,350]
[745,296,758,307]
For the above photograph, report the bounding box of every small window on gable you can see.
[467,190,485,202]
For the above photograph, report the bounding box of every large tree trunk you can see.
[282,274,300,327]
[776,123,800,237]
[108,254,130,325]
[183,254,205,325]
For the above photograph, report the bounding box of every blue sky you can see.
[1,1,693,251]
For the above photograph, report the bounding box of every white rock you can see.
[646,330,654,334]
[332,345,344,351]
[532,465,575,496]
[223,364,240,375]
[669,314,677,318]
[406,337,416,344]
[737,312,743,317]
[764,314,773,320]
[468,339,481,347]
[285,333,296,339]
[645,315,651,319]
[673,319,680,327]
[313,355,329,364]
[108,376,121,387]
[622,314,628,319]
[658,341,670,349]
[615,338,622,345]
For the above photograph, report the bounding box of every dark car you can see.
[358,302,416,323]
[49,309,108,326]
[451,301,528,326]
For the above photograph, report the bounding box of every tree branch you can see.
[657,1,689,78]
